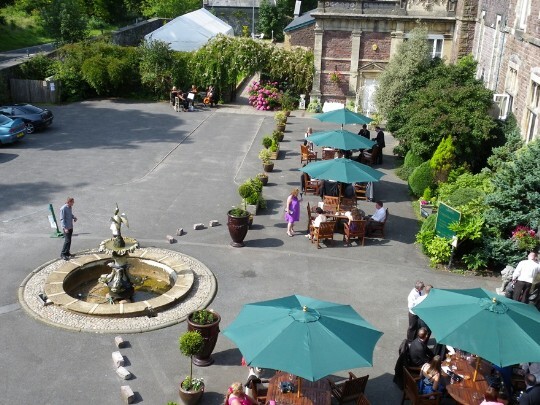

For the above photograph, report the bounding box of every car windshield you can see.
[0,115,12,124]
[17,105,42,114]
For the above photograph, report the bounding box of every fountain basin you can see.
[44,250,194,317]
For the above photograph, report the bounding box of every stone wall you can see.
[111,18,167,47]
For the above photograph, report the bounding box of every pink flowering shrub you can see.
[511,225,538,251]
[247,81,282,111]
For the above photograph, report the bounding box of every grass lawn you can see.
[0,7,52,51]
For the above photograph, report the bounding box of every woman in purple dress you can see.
[285,188,301,237]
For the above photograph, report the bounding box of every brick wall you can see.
[323,31,352,58]
[289,25,315,49]
[359,32,391,60]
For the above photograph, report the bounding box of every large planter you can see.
[187,312,221,366]
[270,149,279,160]
[227,210,250,247]
[179,383,205,405]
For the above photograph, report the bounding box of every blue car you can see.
[0,114,26,144]
[0,103,53,134]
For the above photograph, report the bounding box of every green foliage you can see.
[17,54,54,79]
[430,136,455,183]
[170,51,195,94]
[41,0,88,46]
[425,236,452,266]
[239,178,265,208]
[389,55,497,170]
[398,151,424,180]
[449,214,484,242]
[416,228,435,254]
[484,140,540,238]
[141,0,200,19]
[178,330,204,391]
[229,207,250,217]
[462,250,489,271]
[374,26,431,120]
[422,188,433,201]
[408,161,434,198]
[482,236,523,268]
[280,90,296,111]
[190,309,217,325]
[487,114,523,173]
[421,213,437,233]
[307,98,322,113]
[258,148,272,164]
[139,40,174,98]
[262,136,273,149]
[257,0,287,41]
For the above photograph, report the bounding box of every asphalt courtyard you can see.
[0,99,501,404]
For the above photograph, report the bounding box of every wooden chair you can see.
[303,173,321,195]
[323,196,340,211]
[322,148,336,160]
[401,367,441,405]
[356,393,371,405]
[328,372,369,405]
[360,145,380,166]
[343,220,366,246]
[367,208,388,238]
[340,197,357,211]
[312,221,336,249]
[354,183,368,201]
[247,379,267,405]
[306,202,315,233]
[301,144,318,164]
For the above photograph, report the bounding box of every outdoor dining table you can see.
[444,355,508,405]
[266,371,331,405]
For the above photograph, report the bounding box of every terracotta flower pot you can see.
[187,312,221,366]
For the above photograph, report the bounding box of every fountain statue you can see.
[98,204,139,301]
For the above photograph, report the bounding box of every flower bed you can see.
[511,225,538,251]
[248,81,282,111]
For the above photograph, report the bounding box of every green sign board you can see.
[435,202,461,239]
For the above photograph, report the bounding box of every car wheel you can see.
[25,123,35,134]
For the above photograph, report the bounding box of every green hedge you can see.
[400,151,424,180]
[409,160,435,197]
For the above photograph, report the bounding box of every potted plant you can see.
[259,148,274,172]
[280,91,296,116]
[227,206,250,247]
[187,309,222,366]
[239,180,258,215]
[269,139,280,160]
[178,330,205,405]
[275,111,287,131]
[272,129,284,143]
[262,136,273,149]
[256,173,268,186]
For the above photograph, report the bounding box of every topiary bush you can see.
[409,161,435,198]
[399,151,424,180]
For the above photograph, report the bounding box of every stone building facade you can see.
[304,0,475,112]
[473,0,540,141]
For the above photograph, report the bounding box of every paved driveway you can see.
[0,100,500,404]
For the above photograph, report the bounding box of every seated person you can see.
[178,91,189,111]
[409,327,434,367]
[480,386,505,405]
[205,85,216,107]
[519,374,540,404]
[419,355,445,395]
[244,367,269,402]
[365,200,386,234]
[319,180,339,198]
[170,86,178,106]
[345,207,363,227]
[307,207,327,239]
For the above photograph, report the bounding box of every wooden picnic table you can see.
[266,371,331,405]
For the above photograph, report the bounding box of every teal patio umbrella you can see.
[300,158,385,184]
[316,108,373,128]
[308,129,376,151]
[222,294,383,382]
[413,288,540,368]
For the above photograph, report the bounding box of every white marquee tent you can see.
[144,8,234,52]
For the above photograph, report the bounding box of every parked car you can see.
[0,115,26,144]
[0,104,53,134]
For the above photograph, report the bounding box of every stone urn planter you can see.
[263,162,274,172]
[187,310,221,366]
[227,208,250,247]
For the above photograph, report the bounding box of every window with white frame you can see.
[428,37,443,58]
[493,94,510,120]
[525,76,540,142]
[517,0,530,30]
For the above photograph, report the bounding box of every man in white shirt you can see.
[307,207,327,240]
[365,201,386,235]
[407,280,425,342]
[512,252,540,303]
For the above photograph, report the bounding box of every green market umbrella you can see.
[222,294,383,382]
[308,129,376,151]
[413,288,540,368]
[300,158,385,184]
[315,108,373,128]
